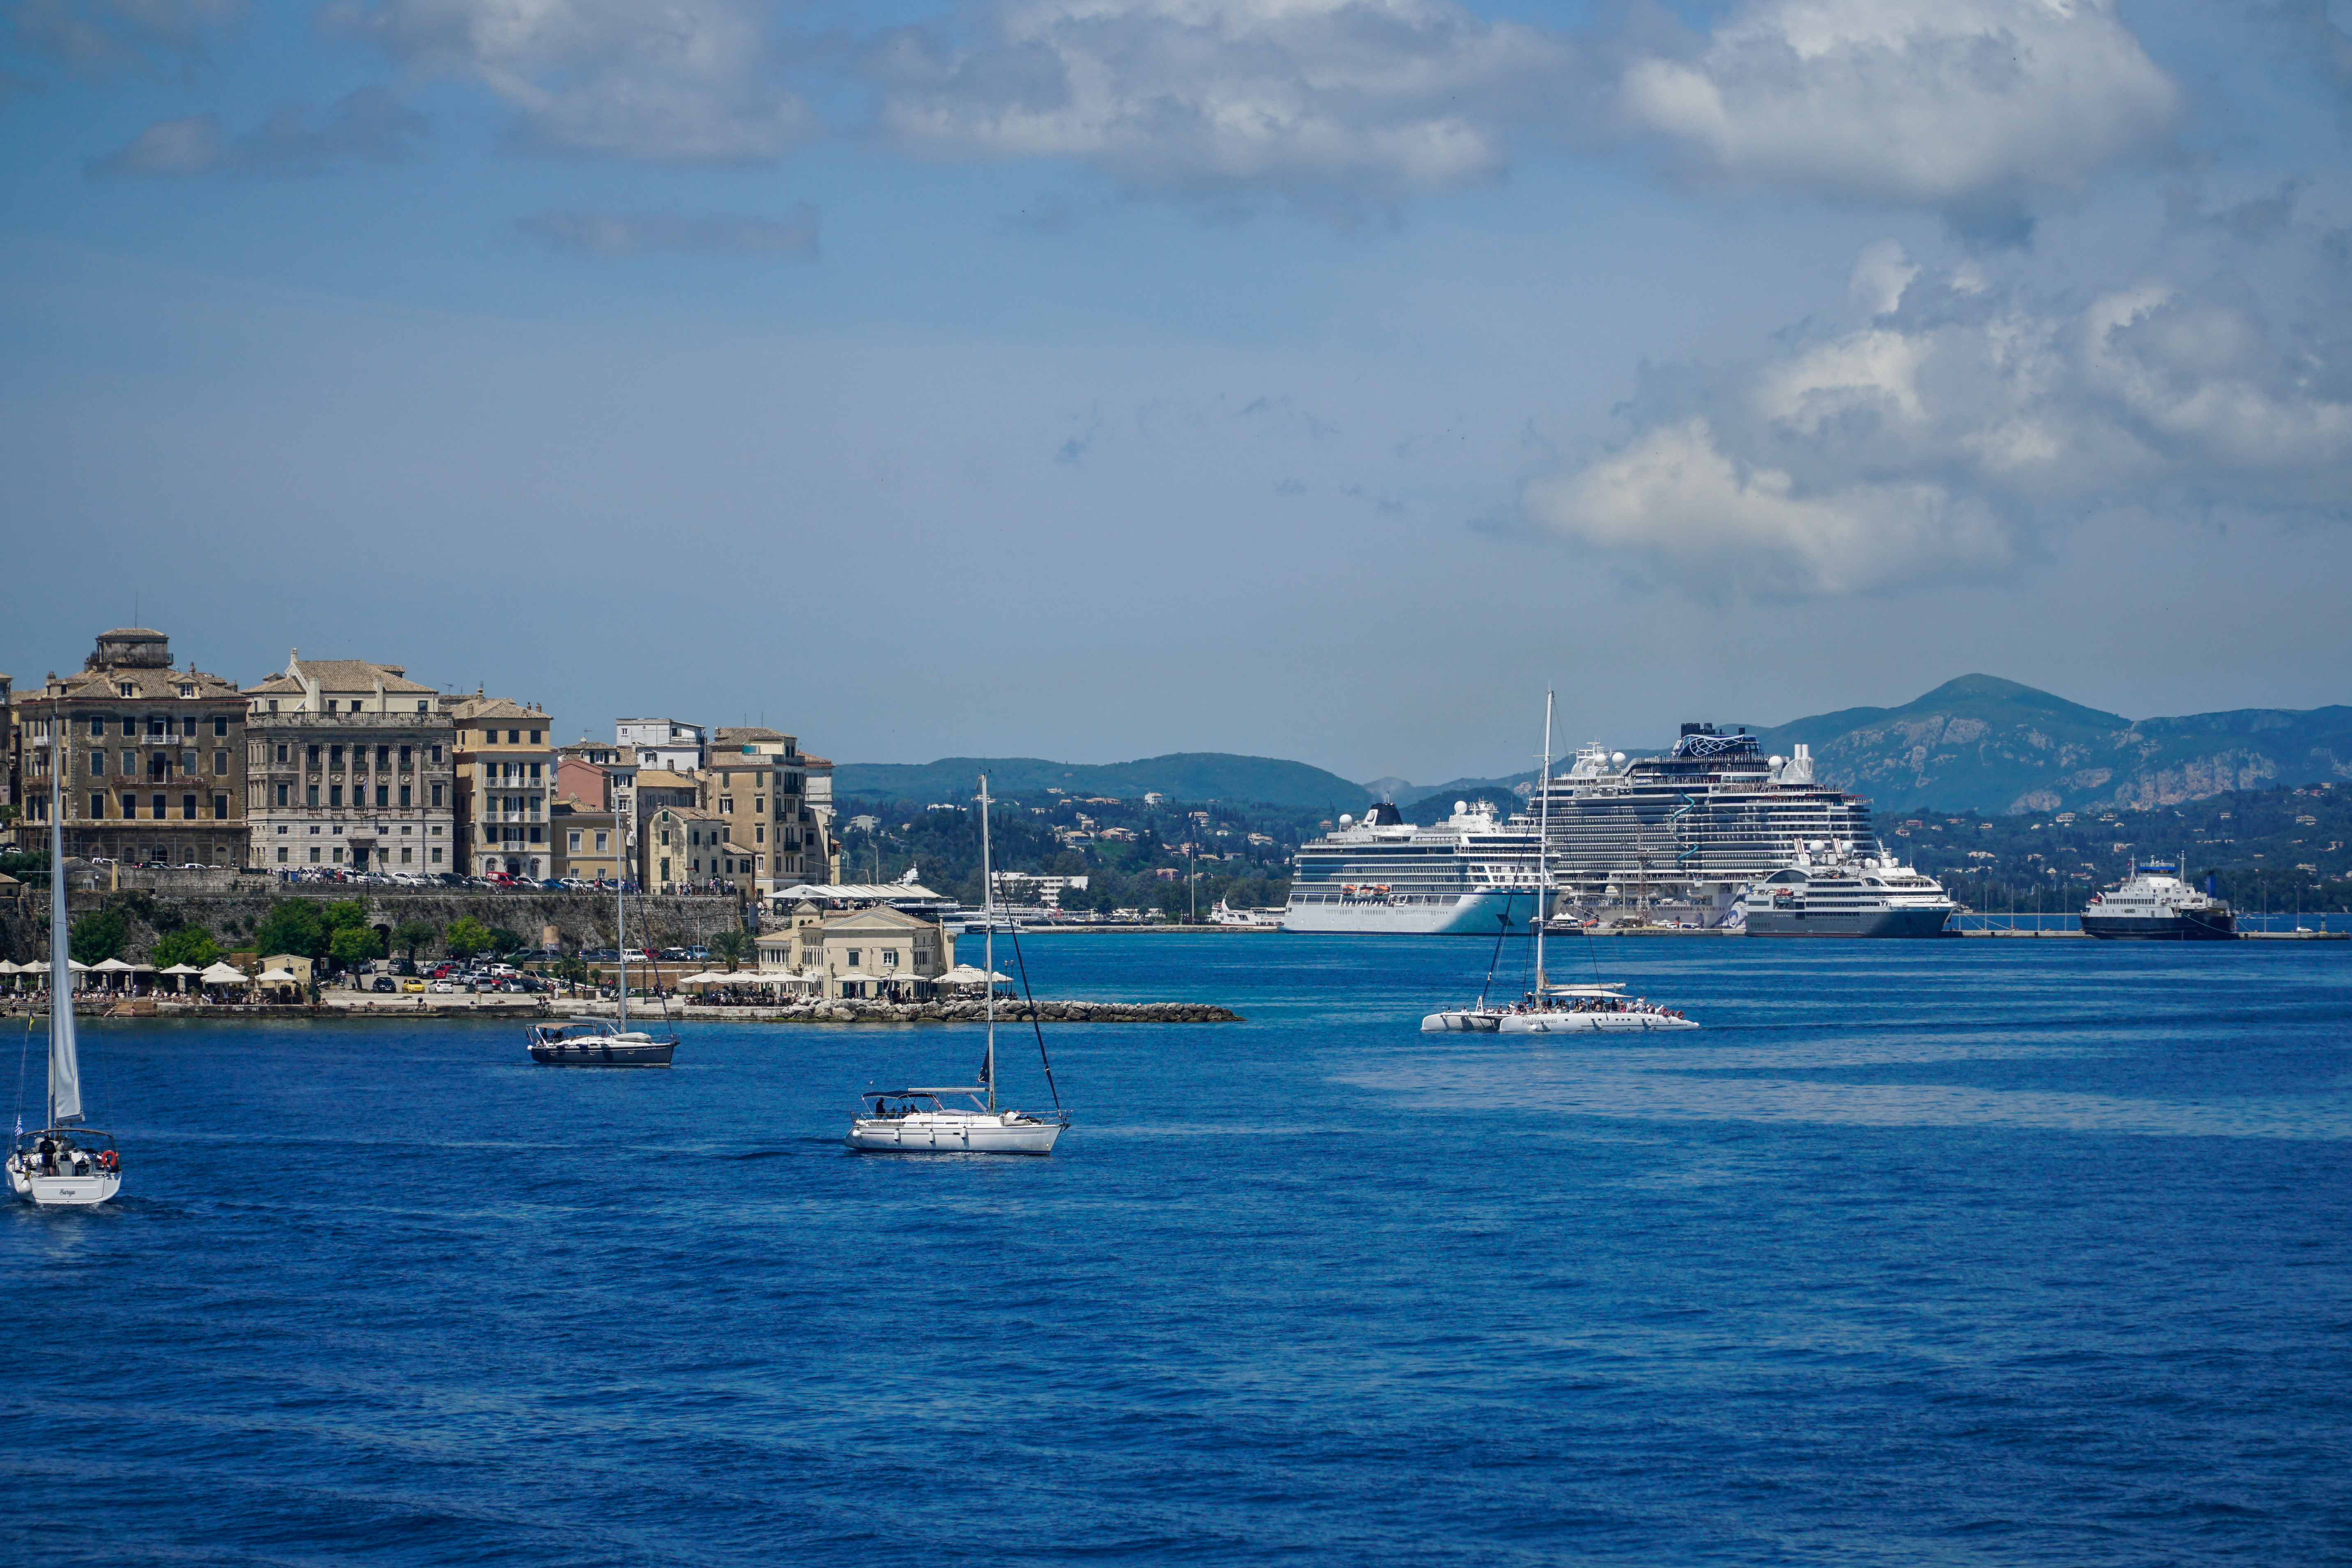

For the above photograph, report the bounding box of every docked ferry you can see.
[1737,842,1957,937]
[1282,800,1544,934]
[2082,862,2235,940]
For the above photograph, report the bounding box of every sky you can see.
[3,0,2350,784]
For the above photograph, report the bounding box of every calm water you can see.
[5,933,2349,1566]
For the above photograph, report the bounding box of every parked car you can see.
[429,980,455,994]
[370,976,397,993]
[401,979,427,993]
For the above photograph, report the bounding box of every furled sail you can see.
[47,739,80,1125]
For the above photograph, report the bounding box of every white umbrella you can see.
[255,968,300,984]
[0,960,18,975]
[92,958,135,972]
[677,970,732,985]
[198,961,249,985]
[157,963,203,976]
[938,963,1010,984]
[66,960,91,972]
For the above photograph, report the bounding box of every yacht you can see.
[1283,799,1543,934]
[847,776,1068,1154]
[7,731,124,1206]
[2083,861,2235,940]
[529,830,676,1066]
[1738,842,1956,937]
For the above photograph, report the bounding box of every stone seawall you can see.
[0,996,1239,1025]
[0,886,745,966]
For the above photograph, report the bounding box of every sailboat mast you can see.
[47,727,80,1128]
[1535,691,1553,999]
[616,859,627,1033]
[978,774,995,1113]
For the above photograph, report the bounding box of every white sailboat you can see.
[7,729,123,1206]
[847,774,1067,1155]
[528,831,676,1066]
[1423,694,1701,1036]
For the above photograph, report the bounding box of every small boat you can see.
[529,836,677,1066]
[526,1018,676,1067]
[848,775,1067,1155]
[7,731,124,1207]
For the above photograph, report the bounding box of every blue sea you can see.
[5,933,2349,1566]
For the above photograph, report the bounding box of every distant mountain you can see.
[1750,675,2352,816]
[835,752,1375,812]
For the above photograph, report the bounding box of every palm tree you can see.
[709,928,753,972]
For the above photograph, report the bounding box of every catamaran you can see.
[7,730,124,1206]
[1423,694,1701,1035]
[847,775,1067,1154]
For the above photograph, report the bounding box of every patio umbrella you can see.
[255,968,300,985]
[938,964,1010,984]
[198,961,249,986]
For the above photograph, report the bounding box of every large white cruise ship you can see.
[1282,800,1545,934]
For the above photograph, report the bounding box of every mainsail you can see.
[47,734,80,1125]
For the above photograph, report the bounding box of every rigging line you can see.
[15,1006,30,1132]
[1475,896,1514,1010]
[1003,921,1061,1113]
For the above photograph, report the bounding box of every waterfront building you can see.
[556,737,637,829]
[551,794,621,884]
[617,718,705,772]
[12,628,250,866]
[243,654,456,875]
[758,902,949,997]
[449,694,555,879]
[801,752,840,881]
[705,725,818,898]
[0,671,14,837]
[640,802,745,891]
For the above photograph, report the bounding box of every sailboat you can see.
[527,827,677,1066]
[846,774,1067,1154]
[1423,694,1701,1036]
[7,729,124,1205]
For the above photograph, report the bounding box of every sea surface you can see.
[4,933,2349,1566]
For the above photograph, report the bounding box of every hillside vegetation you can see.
[834,753,1372,812]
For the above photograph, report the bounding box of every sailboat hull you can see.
[846,1113,1063,1154]
[1496,1011,1700,1033]
[6,1161,121,1207]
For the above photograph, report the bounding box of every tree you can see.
[150,923,220,969]
[445,916,493,958]
[391,917,438,965]
[321,899,372,936]
[253,900,328,960]
[709,929,752,971]
[329,924,385,968]
[486,926,525,955]
[69,906,127,965]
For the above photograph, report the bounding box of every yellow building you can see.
[448,694,555,880]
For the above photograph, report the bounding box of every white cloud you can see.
[868,0,1573,219]
[521,205,819,256]
[87,87,424,176]
[332,0,813,163]
[5,0,242,74]
[1526,240,2352,597]
[1619,0,2177,235]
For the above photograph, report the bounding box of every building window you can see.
[88,717,104,737]
[275,744,288,764]
[121,718,135,737]
[847,949,861,967]
[719,797,733,814]
[529,826,543,843]
[307,745,319,766]
[430,745,442,764]
[152,794,166,818]
[376,746,389,768]
[401,847,414,864]
[506,729,519,744]
[528,762,542,781]
[214,717,229,736]
[330,745,344,768]
[431,784,444,807]
[213,749,228,775]
[755,796,764,813]
[213,794,228,820]
[755,825,765,843]
[182,750,197,775]
[180,794,194,820]
[276,784,289,807]
[595,831,608,852]
[400,746,412,767]
[568,830,582,851]
[376,786,390,808]
[529,730,541,744]
[329,786,343,808]
[333,848,344,864]
[309,847,321,863]
[307,785,320,807]
[118,682,134,698]
[431,848,443,864]
[277,847,288,863]
[91,793,106,818]
[399,785,411,808]
[89,751,104,776]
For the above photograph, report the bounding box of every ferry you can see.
[1737,841,1957,936]
[2083,861,2235,940]
[1282,800,1544,935]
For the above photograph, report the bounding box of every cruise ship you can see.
[1282,800,1545,934]
[1530,726,1890,926]
[1736,843,1957,936]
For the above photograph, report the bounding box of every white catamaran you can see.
[8,730,123,1206]
[847,775,1067,1154]
[1423,694,1700,1035]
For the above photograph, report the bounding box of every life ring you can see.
[95,1149,118,1172]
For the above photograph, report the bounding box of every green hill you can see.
[833,752,1375,812]
[1749,676,2352,815]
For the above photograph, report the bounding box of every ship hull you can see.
[1742,906,1954,937]
[2081,912,2237,941]
[1282,890,1528,935]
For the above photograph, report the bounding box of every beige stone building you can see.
[449,694,555,879]
[757,900,949,997]
[244,653,457,875]
[640,802,749,892]
[12,628,250,866]
[703,725,824,899]
[552,794,621,883]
